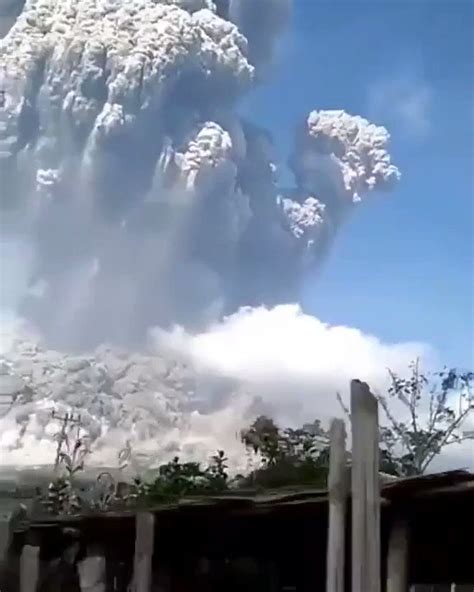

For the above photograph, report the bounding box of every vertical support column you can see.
[351,379,381,592]
[20,542,40,592]
[132,512,155,592]
[326,418,348,592]
[77,544,106,592]
[387,518,409,592]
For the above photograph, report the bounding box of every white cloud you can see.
[2,305,471,472]
[367,73,433,140]
[154,305,473,471]
[154,304,434,426]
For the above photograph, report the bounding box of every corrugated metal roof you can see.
[382,469,474,497]
[16,469,472,528]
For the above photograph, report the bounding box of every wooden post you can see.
[20,544,40,592]
[387,518,409,592]
[77,545,106,592]
[351,379,381,592]
[326,418,348,592]
[132,512,155,592]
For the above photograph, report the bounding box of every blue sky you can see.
[240,0,474,368]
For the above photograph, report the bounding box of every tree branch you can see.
[376,392,415,457]
[336,392,350,420]
[421,405,474,472]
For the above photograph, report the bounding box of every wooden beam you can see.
[326,418,348,592]
[20,544,40,592]
[351,379,381,592]
[386,518,409,592]
[132,512,155,592]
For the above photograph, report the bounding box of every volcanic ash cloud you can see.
[0,306,431,470]
[0,0,405,467]
[0,0,399,348]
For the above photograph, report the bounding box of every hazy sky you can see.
[241,0,474,368]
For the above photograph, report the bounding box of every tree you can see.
[240,416,330,488]
[377,361,474,476]
[130,451,230,504]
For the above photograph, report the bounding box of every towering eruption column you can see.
[0,0,400,349]
[285,109,401,263]
[0,0,401,464]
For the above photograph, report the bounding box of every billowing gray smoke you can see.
[0,321,259,468]
[0,0,402,468]
[0,0,399,350]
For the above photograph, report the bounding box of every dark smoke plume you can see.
[0,0,403,468]
[0,0,399,350]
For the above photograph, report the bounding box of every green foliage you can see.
[378,361,474,476]
[206,450,229,492]
[240,416,330,488]
[40,360,473,515]
[43,476,81,515]
[131,451,230,504]
[43,434,90,514]
[90,471,119,511]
